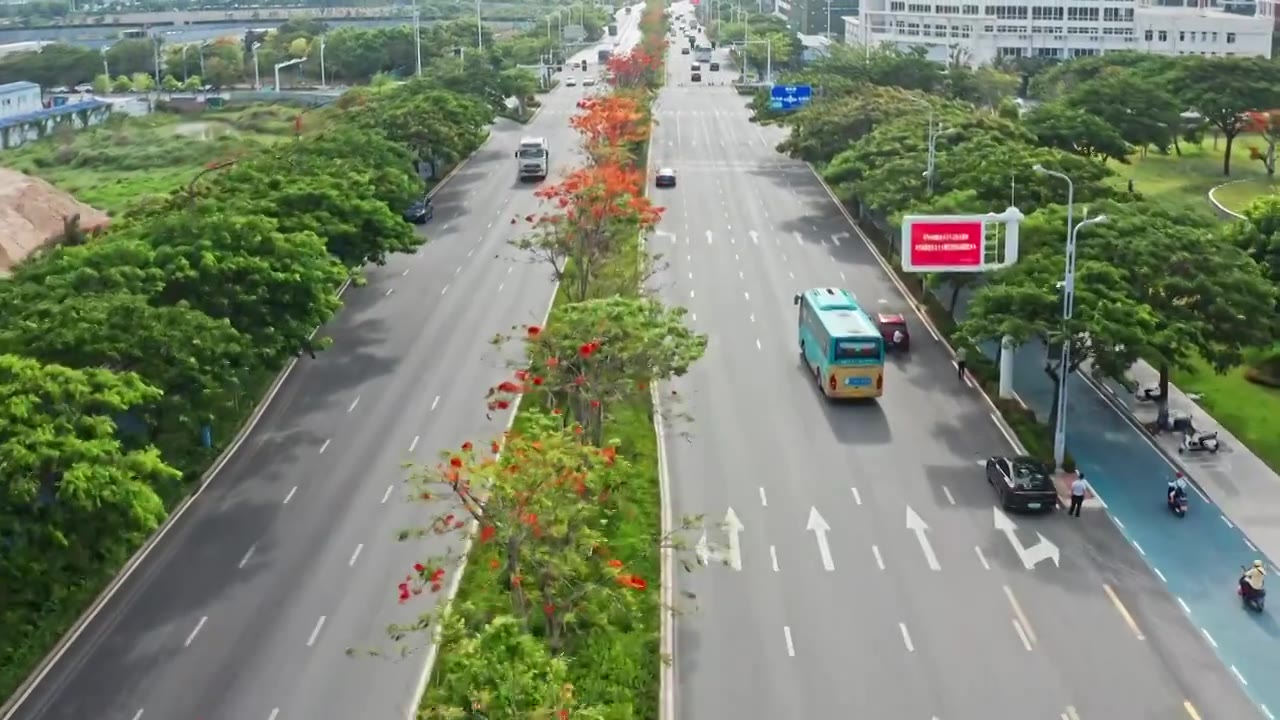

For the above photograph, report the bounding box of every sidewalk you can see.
[1087,359,1280,570]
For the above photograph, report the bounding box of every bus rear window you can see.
[834,339,881,361]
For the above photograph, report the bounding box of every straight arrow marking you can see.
[723,508,744,572]
[807,507,834,571]
[905,506,941,571]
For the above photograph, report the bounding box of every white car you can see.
[583,78,596,87]
[655,168,677,188]
[565,77,578,86]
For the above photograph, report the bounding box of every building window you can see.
[1067,7,1098,21]
[1227,32,1236,43]
[1159,30,1168,41]
[890,1,905,9]
[962,4,979,14]
[1178,31,1185,41]
[907,4,931,12]
[1144,29,1153,41]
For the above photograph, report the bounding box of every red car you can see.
[876,312,910,351]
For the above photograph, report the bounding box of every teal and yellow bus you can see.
[794,287,885,399]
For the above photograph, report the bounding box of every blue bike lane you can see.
[1002,342,1280,720]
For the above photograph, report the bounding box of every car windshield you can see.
[1010,459,1051,490]
[518,148,547,159]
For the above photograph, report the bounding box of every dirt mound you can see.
[0,167,110,272]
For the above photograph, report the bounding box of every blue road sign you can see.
[768,84,812,111]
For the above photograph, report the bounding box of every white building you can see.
[0,81,43,121]
[1,82,111,150]
[844,0,1274,66]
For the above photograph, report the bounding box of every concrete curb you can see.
[1207,179,1248,221]
[0,136,491,719]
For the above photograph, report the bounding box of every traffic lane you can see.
[694,168,1083,719]
[660,339,936,720]
[735,142,1264,716]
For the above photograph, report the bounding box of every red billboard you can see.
[901,218,986,272]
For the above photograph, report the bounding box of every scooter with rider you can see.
[1166,473,1189,517]
[1240,560,1267,612]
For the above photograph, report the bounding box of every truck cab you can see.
[516,137,549,181]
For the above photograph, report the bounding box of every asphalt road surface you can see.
[653,11,1264,720]
[1,10,644,720]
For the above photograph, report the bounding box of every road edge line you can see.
[804,162,1029,457]
[1,132,492,718]
[403,285,559,720]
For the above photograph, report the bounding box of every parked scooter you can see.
[1135,384,1162,402]
[1179,430,1221,454]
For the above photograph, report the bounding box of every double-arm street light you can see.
[1033,163,1108,469]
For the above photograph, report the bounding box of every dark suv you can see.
[985,456,1059,512]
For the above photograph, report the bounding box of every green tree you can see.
[351,82,493,170]
[1170,56,1280,175]
[1063,67,1181,153]
[91,73,111,94]
[0,293,256,444]
[105,38,156,78]
[777,85,926,163]
[0,42,101,87]
[110,74,134,93]
[130,72,155,92]
[1023,101,1129,162]
[160,73,180,92]
[180,75,202,92]
[1222,194,1280,309]
[490,297,708,445]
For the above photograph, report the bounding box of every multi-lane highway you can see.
[653,7,1263,718]
[1,10,643,720]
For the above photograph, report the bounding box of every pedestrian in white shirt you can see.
[1069,472,1088,517]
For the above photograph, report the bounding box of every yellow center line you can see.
[1103,583,1146,640]
[1184,701,1203,720]
[1003,585,1037,646]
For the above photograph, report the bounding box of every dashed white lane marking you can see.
[409,435,420,453]
[1177,596,1191,613]
[385,287,394,297]
[131,709,144,720]
[839,271,846,281]
[1221,515,1234,529]
[1012,618,1033,651]
[851,487,862,505]
[1153,566,1167,582]
[498,283,505,292]
[184,616,207,647]
[743,291,750,300]
[381,485,394,504]
[1231,665,1248,685]
[749,313,756,323]
[1004,586,1038,644]
[402,268,410,276]
[319,438,331,454]
[268,709,280,720]
[283,486,297,504]
[431,395,440,411]
[347,396,360,413]
[755,339,762,350]
[238,545,256,569]
[974,545,990,570]
[759,487,768,506]
[454,265,463,275]
[899,622,914,652]
[770,545,780,572]
[1132,540,1146,556]
[442,284,450,295]
[1260,703,1274,720]
[306,616,327,647]
[690,290,695,298]
[1201,627,1218,648]
[783,626,795,656]
[349,544,364,566]
[942,486,956,505]
[872,545,885,570]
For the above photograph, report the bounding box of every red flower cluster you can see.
[397,564,447,602]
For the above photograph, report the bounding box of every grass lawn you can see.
[1171,350,1280,475]
[1210,176,1279,215]
[1105,134,1273,216]
[1,104,312,214]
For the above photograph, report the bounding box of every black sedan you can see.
[403,197,434,224]
[985,455,1058,512]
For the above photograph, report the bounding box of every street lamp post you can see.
[318,36,326,88]
[732,38,771,84]
[198,42,207,81]
[1034,163,1100,470]
[275,56,306,93]
[414,8,422,76]
[181,45,189,82]
[100,47,109,80]
[924,112,944,195]
[476,0,484,51]
[251,41,262,90]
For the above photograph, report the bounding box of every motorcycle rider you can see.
[1241,560,1267,600]
[1167,473,1189,507]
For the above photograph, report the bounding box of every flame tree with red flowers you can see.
[513,163,663,303]
[569,92,651,165]
[488,298,707,446]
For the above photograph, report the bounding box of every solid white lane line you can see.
[283,486,297,504]
[381,485,394,504]
[899,622,914,652]
[347,396,360,413]
[783,626,795,656]
[1012,618,1033,651]
[851,487,862,505]
[990,413,1020,450]
[431,395,440,411]
[349,544,364,567]
[942,486,956,505]
[974,545,990,570]
[759,487,768,506]
[872,545,885,570]
[319,439,331,454]
[770,545,780,572]
[306,616,327,647]
[184,616,207,647]
[238,545,255,569]
[409,435,420,453]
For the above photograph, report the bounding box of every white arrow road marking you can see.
[695,531,713,566]
[993,507,1061,569]
[905,506,941,570]
[750,230,760,244]
[807,507,834,571]
[723,508,744,571]
[831,232,849,246]
[706,230,714,244]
